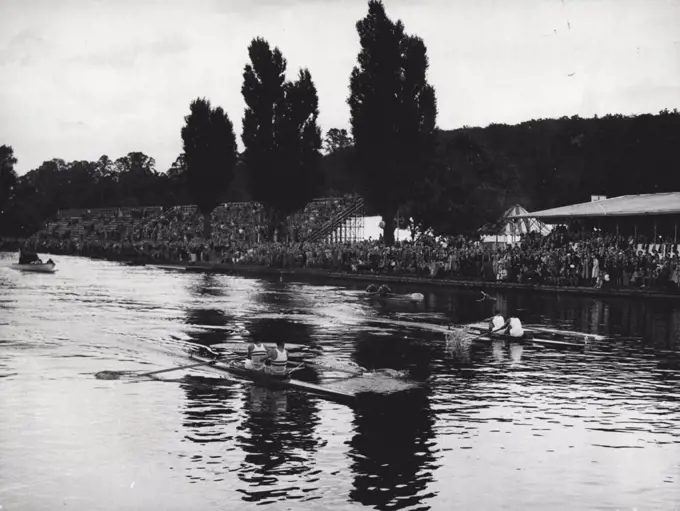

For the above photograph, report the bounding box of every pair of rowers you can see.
[476,291,525,338]
[365,284,392,297]
[243,333,289,376]
[488,309,525,338]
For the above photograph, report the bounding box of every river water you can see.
[1,253,679,511]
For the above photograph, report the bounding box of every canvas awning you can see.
[508,192,680,220]
[482,204,553,235]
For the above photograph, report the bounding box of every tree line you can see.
[1,0,679,243]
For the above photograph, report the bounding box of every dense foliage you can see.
[459,110,680,212]
[407,132,521,237]
[2,110,678,240]
[181,97,238,238]
[241,37,323,238]
[348,0,438,244]
[1,0,678,242]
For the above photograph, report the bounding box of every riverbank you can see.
[3,245,677,300]
[146,260,680,301]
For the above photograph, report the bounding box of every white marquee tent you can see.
[481,204,553,245]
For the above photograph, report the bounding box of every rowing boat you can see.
[467,322,601,341]
[9,262,57,273]
[366,291,425,302]
[464,326,586,348]
[148,264,187,272]
[190,354,358,404]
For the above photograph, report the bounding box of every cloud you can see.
[64,34,191,69]
[59,120,88,128]
[0,30,49,67]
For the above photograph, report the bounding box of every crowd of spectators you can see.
[5,201,679,294]
[134,197,351,245]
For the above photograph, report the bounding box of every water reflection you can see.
[348,391,438,510]
[184,308,236,346]
[245,318,316,350]
[352,330,436,381]
[188,274,227,298]
[235,388,321,504]
[181,377,240,444]
[509,342,524,365]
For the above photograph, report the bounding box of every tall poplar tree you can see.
[348,0,437,245]
[241,38,323,239]
[181,98,238,239]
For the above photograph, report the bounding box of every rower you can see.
[19,250,39,265]
[489,309,505,333]
[366,284,379,293]
[266,340,288,377]
[500,314,525,338]
[377,284,392,297]
[245,335,267,372]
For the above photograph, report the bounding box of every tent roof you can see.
[509,192,680,220]
[479,204,553,235]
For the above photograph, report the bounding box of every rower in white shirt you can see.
[500,313,525,338]
[488,309,505,333]
[266,340,288,377]
[244,333,268,372]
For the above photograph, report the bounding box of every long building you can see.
[508,192,680,244]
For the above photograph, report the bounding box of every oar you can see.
[287,362,306,374]
[125,354,243,383]
[136,360,217,378]
[96,359,217,380]
[466,324,506,340]
[134,346,238,378]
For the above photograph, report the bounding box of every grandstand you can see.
[37,195,367,245]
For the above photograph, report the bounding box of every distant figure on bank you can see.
[489,309,505,333]
[266,340,288,377]
[500,314,525,338]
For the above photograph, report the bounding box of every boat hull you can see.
[464,326,585,348]
[10,263,57,273]
[366,292,424,302]
[190,354,357,404]
[465,327,533,342]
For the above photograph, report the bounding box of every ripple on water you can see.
[0,253,679,510]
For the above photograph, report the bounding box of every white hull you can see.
[10,263,57,274]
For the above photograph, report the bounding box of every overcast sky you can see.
[0,0,678,174]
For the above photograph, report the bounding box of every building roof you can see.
[509,192,680,220]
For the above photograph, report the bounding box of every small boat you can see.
[190,354,358,404]
[148,264,187,272]
[366,291,425,302]
[464,325,586,348]
[9,261,57,274]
